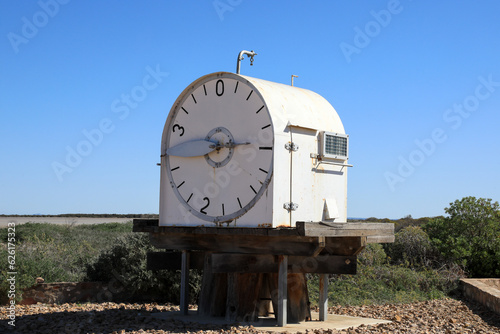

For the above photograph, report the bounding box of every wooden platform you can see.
[133,219,394,242]
[133,219,393,256]
[133,219,394,326]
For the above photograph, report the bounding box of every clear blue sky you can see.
[1,1,499,219]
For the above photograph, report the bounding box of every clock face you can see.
[164,74,274,223]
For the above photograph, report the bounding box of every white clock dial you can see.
[164,74,274,223]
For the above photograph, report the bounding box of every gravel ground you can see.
[1,298,499,333]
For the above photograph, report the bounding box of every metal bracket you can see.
[285,142,299,152]
[317,161,353,168]
[310,153,353,168]
[283,202,299,212]
[312,236,326,257]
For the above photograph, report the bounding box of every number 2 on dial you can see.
[200,197,210,214]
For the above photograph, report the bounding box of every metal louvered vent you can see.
[321,132,349,160]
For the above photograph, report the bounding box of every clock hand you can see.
[167,139,217,157]
[210,141,251,150]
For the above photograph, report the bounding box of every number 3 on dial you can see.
[172,124,184,136]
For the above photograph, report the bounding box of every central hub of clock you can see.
[204,127,234,168]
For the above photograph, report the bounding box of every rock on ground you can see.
[0,297,499,333]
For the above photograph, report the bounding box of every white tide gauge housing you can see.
[159,71,351,227]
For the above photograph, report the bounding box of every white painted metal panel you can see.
[241,74,345,134]
[159,72,348,227]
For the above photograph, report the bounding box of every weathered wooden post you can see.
[133,52,394,326]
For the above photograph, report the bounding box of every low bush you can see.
[0,222,133,303]
[308,263,462,307]
[424,197,500,277]
[385,226,437,267]
[358,243,387,266]
[84,233,201,304]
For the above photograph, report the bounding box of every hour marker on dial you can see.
[250,185,257,194]
[246,90,254,101]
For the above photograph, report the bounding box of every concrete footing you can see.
[151,310,392,333]
[461,278,500,315]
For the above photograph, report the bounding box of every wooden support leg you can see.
[226,273,265,322]
[287,273,311,322]
[319,273,328,321]
[198,253,227,317]
[278,255,288,327]
[180,250,190,315]
[225,273,238,322]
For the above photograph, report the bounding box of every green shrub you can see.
[0,222,133,303]
[84,233,201,304]
[386,226,437,267]
[307,263,461,307]
[0,231,81,304]
[424,197,500,277]
[358,243,387,266]
[76,221,133,233]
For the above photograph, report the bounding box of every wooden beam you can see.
[319,274,328,321]
[133,218,160,232]
[180,251,189,315]
[146,251,204,271]
[139,220,393,257]
[133,219,395,244]
[148,234,368,257]
[277,255,287,327]
[211,254,356,274]
[322,236,366,256]
[367,235,395,243]
[296,221,394,239]
[134,219,299,236]
[149,233,329,256]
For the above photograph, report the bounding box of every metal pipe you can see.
[236,50,257,74]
